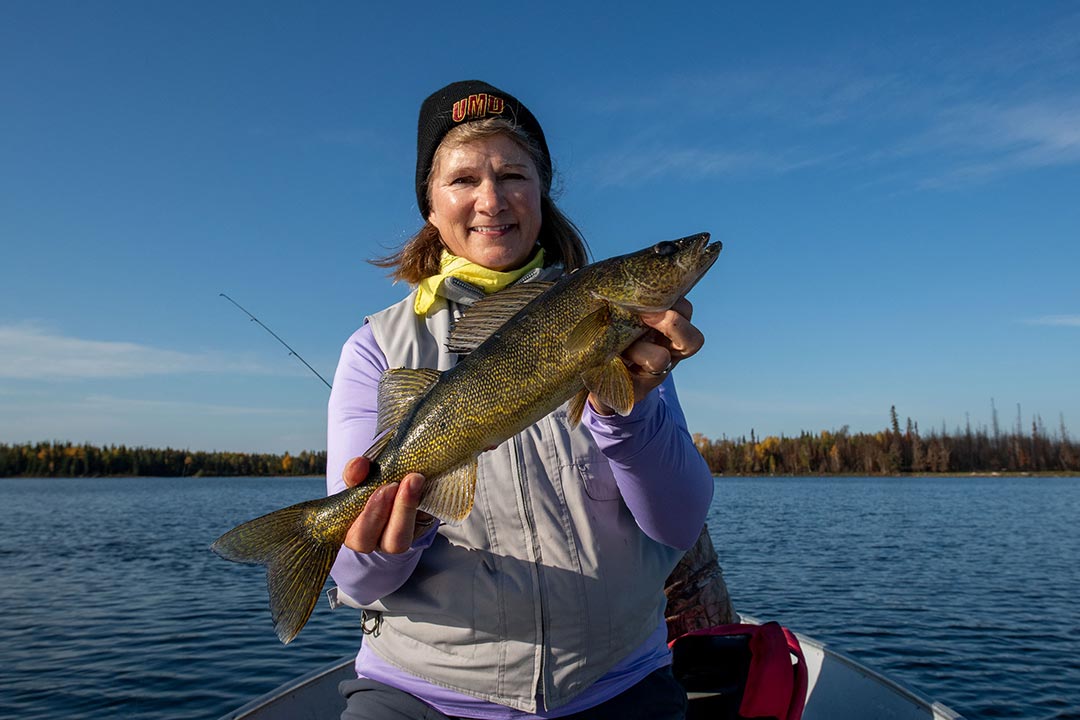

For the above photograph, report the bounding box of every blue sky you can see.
[2,2,1078,453]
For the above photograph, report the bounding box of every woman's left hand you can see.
[589,297,705,415]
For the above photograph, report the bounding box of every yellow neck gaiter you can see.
[414,247,546,316]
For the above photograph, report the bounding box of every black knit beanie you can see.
[415,80,551,218]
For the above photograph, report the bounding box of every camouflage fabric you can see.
[664,526,737,641]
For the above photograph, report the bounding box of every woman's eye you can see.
[450,175,476,185]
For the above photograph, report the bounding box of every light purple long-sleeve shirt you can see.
[326,322,713,718]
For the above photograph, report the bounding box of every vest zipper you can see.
[510,433,549,707]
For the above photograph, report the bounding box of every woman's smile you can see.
[427,133,542,271]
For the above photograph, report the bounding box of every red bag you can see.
[669,622,807,720]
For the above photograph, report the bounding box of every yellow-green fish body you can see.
[212,233,721,643]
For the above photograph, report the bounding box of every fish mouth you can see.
[668,232,721,264]
[691,232,721,259]
[675,232,722,289]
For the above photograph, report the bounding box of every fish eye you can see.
[652,241,678,256]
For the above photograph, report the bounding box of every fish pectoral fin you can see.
[565,306,611,355]
[581,358,635,416]
[447,281,555,354]
[375,368,442,436]
[567,388,590,427]
[361,432,393,464]
[364,368,442,461]
[417,460,478,523]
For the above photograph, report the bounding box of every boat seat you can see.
[673,632,753,719]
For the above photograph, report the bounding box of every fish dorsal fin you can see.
[567,388,590,427]
[362,368,442,461]
[447,281,555,354]
[581,357,635,416]
[565,306,611,355]
[418,460,478,523]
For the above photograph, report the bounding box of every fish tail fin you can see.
[211,495,347,644]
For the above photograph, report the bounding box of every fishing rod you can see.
[220,293,333,390]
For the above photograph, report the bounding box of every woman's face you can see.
[427,133,542,271]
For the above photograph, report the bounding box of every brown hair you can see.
[372,118,589,284]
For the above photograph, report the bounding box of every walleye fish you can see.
[212,232,721,643]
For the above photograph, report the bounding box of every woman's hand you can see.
[589,297,704,415]
[341,457,436,554]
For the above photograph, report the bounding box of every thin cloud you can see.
[995,100,1080,165]
[0,324,273,380]
[576,26,1080,190]
[1026,315,1080,327]
[578,65,910,127]
[586,148,774,186]
[584,144,838,188]
[1,391,302,418]
[78,394,302,416]
[910,97,1080,187]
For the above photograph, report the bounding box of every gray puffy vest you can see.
[358,279,682,713]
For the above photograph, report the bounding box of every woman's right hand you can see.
[341,457,435,554]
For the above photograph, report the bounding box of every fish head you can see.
[589,232,721,313]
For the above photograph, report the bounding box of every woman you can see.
[327,80,714,719]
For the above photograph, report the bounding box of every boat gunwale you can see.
[789,629,963,720]
[217,626,965,720]
[217,654,355,720]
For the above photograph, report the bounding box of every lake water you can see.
[0,475,1076,719]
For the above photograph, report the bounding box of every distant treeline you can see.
[2,406,1077,478]
[695,406,1079,475]
[0,442,327,478]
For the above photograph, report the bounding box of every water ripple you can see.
[708,475,1080,720]
[2,475,1078,719]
